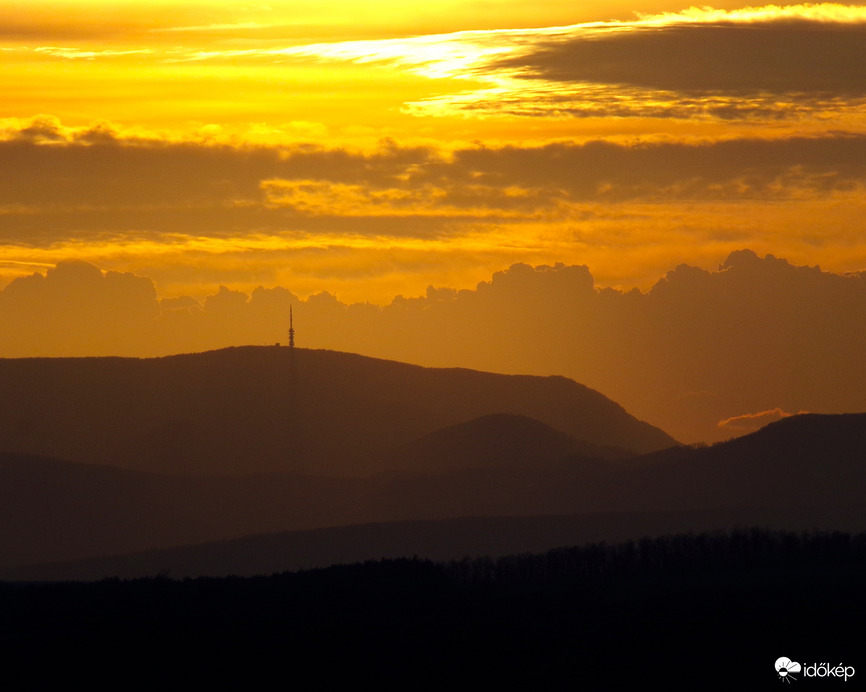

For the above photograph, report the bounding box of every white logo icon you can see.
[776,657,802,683]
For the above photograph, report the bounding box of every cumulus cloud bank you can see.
[2,251,865,444]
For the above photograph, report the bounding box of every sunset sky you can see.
[3,1,866,300]
[3,2,866,441]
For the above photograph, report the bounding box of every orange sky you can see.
[3,2,866,301]
[2,2,866,441]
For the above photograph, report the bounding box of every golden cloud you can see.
[718,408,807,431]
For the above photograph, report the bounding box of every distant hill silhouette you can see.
[358,413,866,520]
[7,507,864,582]
[0,452,365,569]
[599,412,866,511]
[2,412,865,577]
[0,347,676,476]
[380,412,632,474]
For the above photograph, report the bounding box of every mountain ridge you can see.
[0,346,677,475]
[2,411,865,576]
[9,506,865,582]
[379,412,633,474]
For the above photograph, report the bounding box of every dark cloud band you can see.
[493,21,866,97]
[3,131,866,244]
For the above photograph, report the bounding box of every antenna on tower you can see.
[288,305,295,349]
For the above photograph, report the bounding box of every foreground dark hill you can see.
[3,412,865,577]
[5,531,866,689]
[0,347,675,475]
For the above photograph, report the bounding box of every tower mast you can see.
[288,305,295,349]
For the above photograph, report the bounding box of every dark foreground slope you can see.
[4,530,865,690]
[0,347,675,475]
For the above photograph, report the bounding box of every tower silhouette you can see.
[288,305,295,349]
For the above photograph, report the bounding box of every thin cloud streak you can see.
[718,408,806,431]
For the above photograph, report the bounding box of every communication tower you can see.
[288,305,295,349]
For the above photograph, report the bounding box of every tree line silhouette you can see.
[3,528,864,689]
[446,527,866,588]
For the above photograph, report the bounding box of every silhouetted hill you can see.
[8,507,866,582]
[599,412,866,512]
[0,452,365,569]
[0,347,676,475]
[359,413,866,519]
[4,531,866,690]
[380,412,632,473]
[2,412,866,576]
[0,441,639,571]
